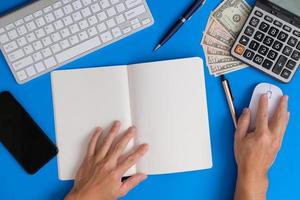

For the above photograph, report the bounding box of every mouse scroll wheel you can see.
[266,90,272,99]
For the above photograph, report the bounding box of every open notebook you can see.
[51,57,212,180]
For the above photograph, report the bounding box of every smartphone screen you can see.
[0,91,58,174]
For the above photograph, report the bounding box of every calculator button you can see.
[277,31,288,42]
[281,69,291,79]
[239,35,250,46]
[259,22,270,32]
[250,17,260,27]
[243,49,255,60]
[269,27,279,37]
[297,42,300,51]
[258,45,269,56]
[244,26,255,37]
[286,60,297,70]
[262,59,273,69]
[234,44,245,55]
[264,15,273,23]
[283,25,292,32]
[255,10,263,17]
[272,41,283,51]
[288,36,298,47]
[293,30,300,37]
[273,55,287,74]
[249,40,260,51]
[291,50,300,61]
[267,50,278,60]
[253,54,264,65]
[263,36,274,46]
[283,46,293,57]
[274,20,283,27]
[254,31,265,42]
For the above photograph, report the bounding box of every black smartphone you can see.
[0,91,58,174]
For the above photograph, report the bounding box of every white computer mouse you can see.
[249,83,283,131]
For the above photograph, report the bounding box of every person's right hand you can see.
[65,121,149,200]
[234,94,290,200]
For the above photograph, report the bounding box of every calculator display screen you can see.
[269,0,300,17]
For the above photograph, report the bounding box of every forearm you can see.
[234,171,269,200]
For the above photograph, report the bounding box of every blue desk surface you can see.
[0,0,299,199]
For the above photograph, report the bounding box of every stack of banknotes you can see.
[201,0,252,76]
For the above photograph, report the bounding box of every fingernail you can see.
[284,95,289,101]
[243,108,249,114]
[130,126,137,131]
[114,121,121,126]
[143,144,149,151]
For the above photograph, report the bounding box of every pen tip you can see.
[154,44,161,51]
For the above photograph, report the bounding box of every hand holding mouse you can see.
[234,94,290,200]
[65,121,149,200]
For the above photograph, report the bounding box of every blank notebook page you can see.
[128,57,212,175]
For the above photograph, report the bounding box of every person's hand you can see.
[65,121,149,200]
[234,94,290,200]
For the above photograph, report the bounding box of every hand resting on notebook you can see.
[65,121,149,200]
[234,94,290,200]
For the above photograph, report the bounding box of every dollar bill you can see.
[204,46,231,56]
[212,0,251,38]
[207,55,239,64]
[201,35,231,51]
[209,61,244,74]
[213,64,248,77]
[205,18,235,46]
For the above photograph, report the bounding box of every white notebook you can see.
[51,57,212,180]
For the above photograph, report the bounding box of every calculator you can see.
[231,0,300,83]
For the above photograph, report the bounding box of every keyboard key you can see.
[8,30,18,40]
[293,30,300,37]
[249,40,260,51]
[5,23,14,31]
[87,27,98,36]
[125,5,146,20]
[243,49,255,60]
[42,36,52,46]
[72,12,83,22]
[54,9,64,19]
[125,0,142,8]
[234,44,245,55]
[36,17,46,27]
[239,35,249,46]
[17,37,27,47]
[283,25,292,32]
[111,0,120,5]
[274,20,283,27]
[262,59,273,69]
[0,34,9,44]
[33,41,43,50]
[33,52,43,61]
[273,55,287,74]
[253,54,264,65]
[116,3,126,13]
[53,1,63,9]
[133,22,141,29]
[254,31,265,42]
[26,33,37,43]
[23,45,34,54]
[44,57,57,68]
[63,4,73,15]
[264,15,273,23]
[291,50,300,61]
[50,43,62,53]
[51,32,62,42]
[99,0,110,9]
[244,26,254,36]
[283,46,293,57]
[277,31,288,42]
[42,47,52,57]
[60,39,71,49]
[60,28,71,38]
[12,56,33,70]
[63,16,73,26]
[35,62,46,72]
[16,70,27,81]
[100,31,113,43]
[97,23,107,32]
[269,27,279,37]
[259,22,270,32]
[79,20,89,29]
[70,24,80,34]
[116,14,126,24]
[24,14,33,22]
[45,13,55,23]
[8,49,25,62]
[82,0,92,6]
[69,35,80,45]
[81,7,92,18]
[106,18,116,28]
[249,17,260,27]
[112,27,122,37]
[267,50,278,60]
[54,20,64,30]
[281,69,291,79]
[26,66,37,77]
[55,36,102,63]
[88,16,98,26]
[258,45,269,56]
[91,3,101,13]
[288,36,298,47]
[107,7,117,17]
[43,6,53,13]
[3,41,18,53]
[73,1,83,10]
[16,26,27,35]
[122,26,131,34]
[272,41,283,51]
[263,36,274,46]
[79,31,89,41]
[15,19,24,26]
[26,21,37,32]
[97,12,108,21]
[254,10,263,17]
[286,60,296,70]
[142,18,151,25]
[35,28,46,38]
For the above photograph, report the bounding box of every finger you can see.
[108,127,136,161]
[255,94,269,131]
[270,96,289,137]
[235,108,251,139]
[119,173,147,197]
[116,144,149,175]
[96,121,121,161]
[87,127,103,157]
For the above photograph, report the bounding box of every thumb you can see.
[236,108,251,139]
[119,173,147,197]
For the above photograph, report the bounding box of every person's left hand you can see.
[65,121,149,200]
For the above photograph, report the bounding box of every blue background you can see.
[0,0,299,199]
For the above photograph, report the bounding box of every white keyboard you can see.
[0,0,154,84]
